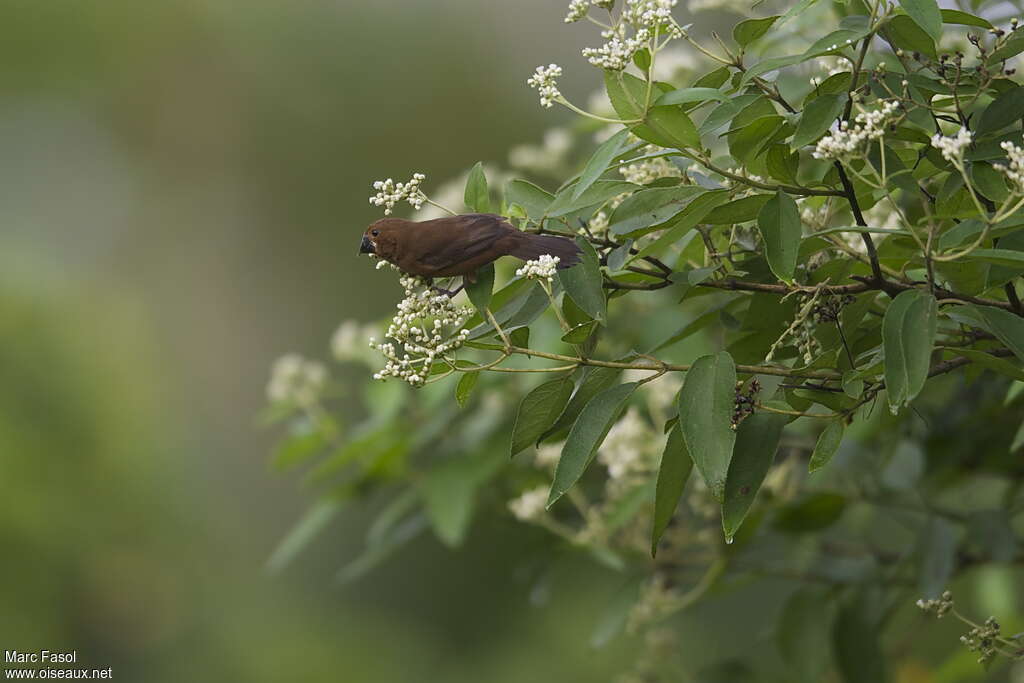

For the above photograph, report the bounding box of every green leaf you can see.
[420,461,479,547]
[540,365,622,442]
[548,180,638,217]
[705,194,773,224]
[548,382,639,506]
[608,185,704,237]
[510,375,575,457]
[559,238,606,322]
[833,598,887,683]
[978,86,1024,135]
[562,320,599,344]
[940,8,992,28]
[678,352,737,501]
[590,578,642,648]
[766,144,800,185]
[972,305,1024,363]
[653,87,730,107]
[883,14,937,58]
[733,15,780,47]
[946,347,1024,381]
[899,0,943,42]
[465,263,494,315]
[506,179,553,221]
[464,161,489,213]
[728,115,785,165]
[757,190,802,283]
[266,499,344,574]
[778,589,834,683]
[809,420,845,473]
[651,422,693,556]
[721,412,786,540]
[792,94,846,148]
[336,514,428,584]
[605,70,645,121]
[573,129,631,201]
[455,372,479,408]
[635,106,700,150]
[882,289,938,412]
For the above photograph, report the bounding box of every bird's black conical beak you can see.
[359,236,375,255]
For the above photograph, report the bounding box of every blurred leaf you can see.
[774,493,846,532]
[548,382,639,506]
[833,598,887,683]
[464,161,489,213]
[559,238,606,322]
[722,412,786,540]
[733,15,780,47]
[590,578,642,648]
[272,422,329,470]
[899,0,943,41]
[919,517,958,599]
[809,420,845,473]
[678,351,737,501]
[792,94,846,149]
[778,589,834,682]
[510,375,575,457]
[419,460,481,548]
[574,129,631,201]
[883,289,938,412]
[366,489,419,547]
[968,510,1018,563]
[455,372,479,408]
[336,514,429,584]
[881,440,925,490]
[651,421,693,556]
[757,190,802,283]
[965,304,1024,363]
[465,263,494,316]
[266,499,343,574]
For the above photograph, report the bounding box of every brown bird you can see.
[359,213,581,294]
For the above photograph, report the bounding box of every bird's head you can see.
[359,218,406,260]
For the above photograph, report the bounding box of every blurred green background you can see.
[0,1,650,680]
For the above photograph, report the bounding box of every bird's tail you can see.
[509,233,582,269]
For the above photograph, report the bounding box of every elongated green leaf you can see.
[548,382,639,506]
[653,87,730,107]
[510,375,575,457]
[705,194,772,224]
[758,190,802,283]
[941,8,992,28]
[973,305,1024,363]
[540,366,623,442]
[651,422,692,556]
[883,289,938,412]
[792,94,846,148]
[548,180,638,217]
[729,115,785,164]
[978,86,1024,135]
[465,263,494,315]
[635,106,700,150]
[899,0,943,42]
[573,129,631,201]
[809,419,845,473]
[883,14,937,58]
[559,238,606,322]
[266,499,344,574]
[947,347,1024,381]
[721,412,786,540]
[562,320,598,344]
[336,514,428,584]
[608,185,704,237]
[455,372,479,408]
[734,15,780,47]
[464,161,489,213]
[506,179,553,220]
[420,461,478,547]
[678,352,737,501]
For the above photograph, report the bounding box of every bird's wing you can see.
[414,214,513,269]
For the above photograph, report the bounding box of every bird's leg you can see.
[430,277,465,298]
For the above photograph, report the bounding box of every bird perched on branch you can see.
[359,213,581,294]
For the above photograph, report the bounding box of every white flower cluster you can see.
[619,146,682,184]
[370,275,472,387]
[597,408,658,480]
[515,254,561,282]
[508,486,549,521]
[623,0,679,31]
[587,210,610,236]
[812,100,900,160]
[527,64,563,108]
[994,141,1024,194]
[723,166,766,188]
[331,319,377,362]
[579,0,680,71]
[931,127,973,164]
[369,173,426,215]
[583,30,651,70]
[266,353,328,406]
[534,442,563,468]
[565,0,590,22]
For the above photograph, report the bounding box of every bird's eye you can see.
[371,229,379,237]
